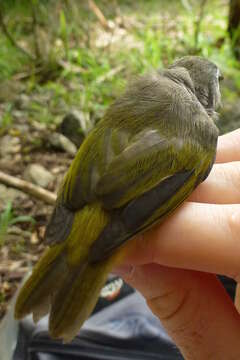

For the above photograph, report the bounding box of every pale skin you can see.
[114,128,240,360]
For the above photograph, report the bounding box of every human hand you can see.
[114,128,240,359]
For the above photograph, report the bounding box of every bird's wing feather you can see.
[95,128,201,209]
[89,168,195,263]
[45,122,212,248]
[87,127,213,262]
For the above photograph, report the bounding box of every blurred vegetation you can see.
[0,0,239,133]
[0,202,35,247]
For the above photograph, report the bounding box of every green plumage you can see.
[15,56,221,342]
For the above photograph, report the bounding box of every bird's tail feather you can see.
[15,243,67,321]
[49,257,112,342]
[15,203,116,342]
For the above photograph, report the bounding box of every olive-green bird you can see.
[15,56,222,342]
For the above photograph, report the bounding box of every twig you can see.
[0,171,56,205]
[88,0,110,30]
[96,65,124,84]
[58,59,87,74]
[31,0,41,61]
[0,5,35,61]
[194,0,208,50]
[0,260,25,273]
[180,0,192,12]
[12,58,64,81]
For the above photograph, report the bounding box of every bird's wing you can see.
[87,127,214,262]
[95,128,195,209]
[44,123,214,248]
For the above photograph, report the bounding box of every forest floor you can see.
[0,0,240,321]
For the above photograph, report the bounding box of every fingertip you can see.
[217,129,240,163]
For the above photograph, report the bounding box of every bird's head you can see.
[169,56,223,119]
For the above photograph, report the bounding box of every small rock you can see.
[1,246,9,260]
[58,110,92,147]
[24,164,54,188]
[32,121,47,131]
[9,129,21,137]
[0,135,21,156]
[0,184,27,210]
[2,281,10,292]
[13,153,22,162]
[14,94,31,110]
[12,110,25,119]
[14,123,30,133]
[52,165,66,174]
[7,226,31,240]
[7,226,23,236]
[30,232,39,245]
[38,226,46,239]
[50,133,77,156]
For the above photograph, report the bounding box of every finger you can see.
[189,161,240,204]
[120,202,240,281]
[216,129,240,163]
[120,264,240,359]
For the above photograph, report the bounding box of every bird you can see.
[15,56,222,342]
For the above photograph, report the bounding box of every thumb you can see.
[116,264,240,359]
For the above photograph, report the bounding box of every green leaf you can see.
[10,215,36,226]
[0,202,35,247]
[0,202,13,246]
